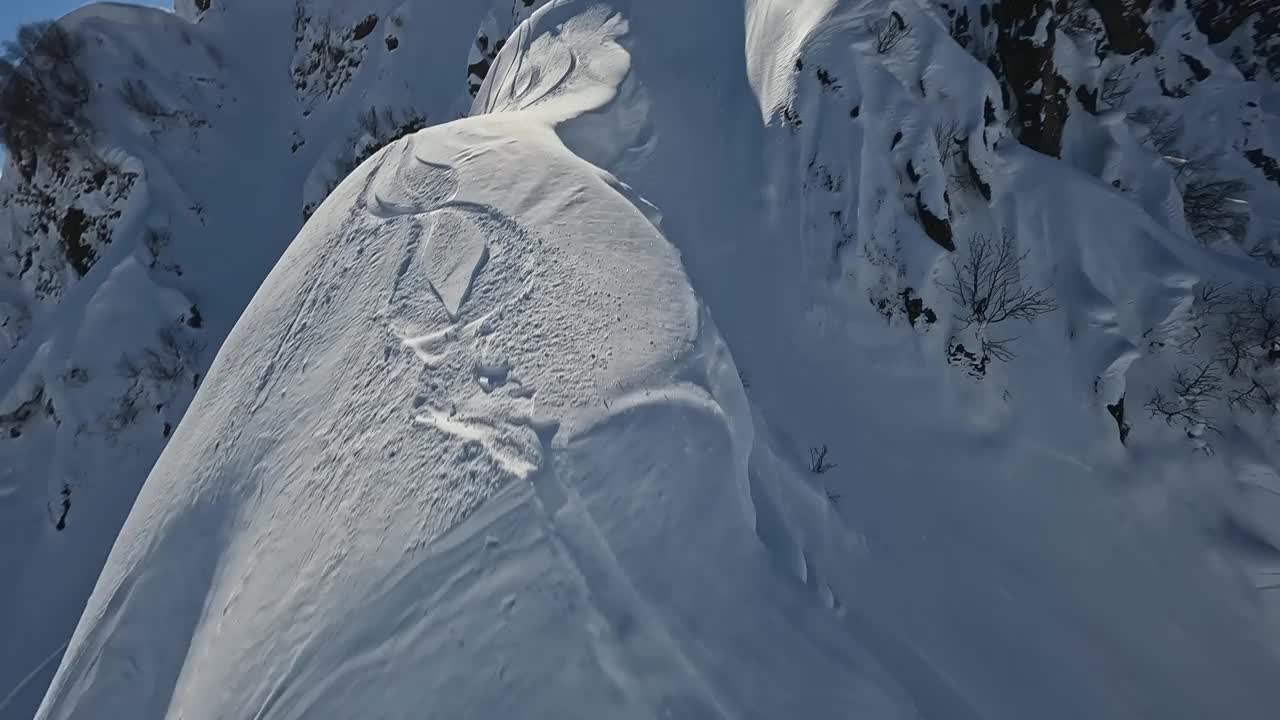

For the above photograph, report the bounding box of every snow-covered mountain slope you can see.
[11,0,1280,717]
[0,0,551,715]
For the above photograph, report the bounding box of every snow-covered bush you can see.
[941,230,1056,362]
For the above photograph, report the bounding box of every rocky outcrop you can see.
[992,0,1071,157]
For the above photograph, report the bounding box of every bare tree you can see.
[1146,361,1224,441]
[809,445,837,474]
[933,119,965,165]
[141,328,197,383]
[1175,281,1232,353]
[1218,286,1280,376]
[871,12,911,54]
[941,231,1056,361]
[1099,64,1133,110]
[1124,105,1251,246]
[1228,377,1275,413]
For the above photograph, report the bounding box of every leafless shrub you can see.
[1127,107,1183,155]
[103,327,199,434]
[809,445,837,474]
[1060,0,1097,39]
[143,328,194,383]
[1228,377,1275,413]
[871,12,911,54]
[933,119,965,165]
[118,78,170,118]
[142,226,182,275]
[1147,361,1224,443]
[1174,281,1232,353]
[1183,175,1250,247]
[1247,237,1280,268]
[942,230,1056,339]
[1218,286,1280,377]
[143,226,171,259]
[105,357,145,433]
[1124,106,1251,247]
[1099,64,1134,111]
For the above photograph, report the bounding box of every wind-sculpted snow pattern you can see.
[35,32,910,714]
[16,0,1280,718]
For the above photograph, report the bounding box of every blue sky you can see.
[1,1,168,41]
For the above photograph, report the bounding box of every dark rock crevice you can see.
[992,1,1070,157]
[1086,0,1155,55]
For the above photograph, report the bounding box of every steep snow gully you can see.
[12,0,1280,718]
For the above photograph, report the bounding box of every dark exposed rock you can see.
[1181,52,1212,80]
[352,15,379,42]
[1245,148,1280,187]
[0,384,45,439]
[901,288,938,327]
[916,192,955,251]
[965,154,992,201]
[59,207,94,276]
[993,1,1070,157]
[1086,0,1155,55]
[1106,396,1131,445]
[54,484,71,531]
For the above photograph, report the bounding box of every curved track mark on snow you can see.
[414,407,540,480]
